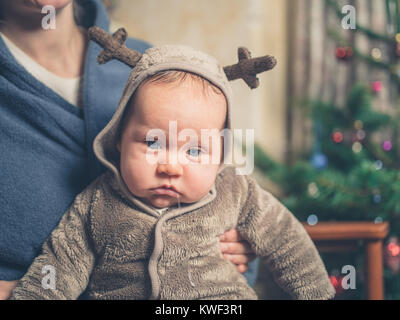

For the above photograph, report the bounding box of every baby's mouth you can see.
[149,185,181,198]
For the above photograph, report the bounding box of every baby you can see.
[10,29,335,300]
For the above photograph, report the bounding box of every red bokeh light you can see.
[333,131,344,143]
[388,243,400,257]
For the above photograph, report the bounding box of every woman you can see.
[0,0,256,299]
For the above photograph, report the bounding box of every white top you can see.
[155,207,169,215]
[0,32,83,108]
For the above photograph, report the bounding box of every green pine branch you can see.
[325,0,396,43]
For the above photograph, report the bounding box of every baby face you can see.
[118,78,227,209]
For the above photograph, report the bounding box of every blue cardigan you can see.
[0,0,258,285]
[0,0,150,280]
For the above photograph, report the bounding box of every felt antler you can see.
[88,27,276,89]
[223,47,277,89]
[88,26,142,68]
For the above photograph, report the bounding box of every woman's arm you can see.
[219,229,256,273]
[0,280,18,300]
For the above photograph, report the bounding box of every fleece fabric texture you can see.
[11,168,335,299]
[0,0,150,281]
[10,42,335,300]
[10,167,335,300]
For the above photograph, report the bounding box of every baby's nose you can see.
[156,162,183,176]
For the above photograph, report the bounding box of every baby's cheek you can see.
[120,152,152,195]
[183,164,219,201]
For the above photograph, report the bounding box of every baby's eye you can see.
[146,140,161,150]
[187,147,202,157]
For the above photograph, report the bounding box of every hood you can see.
[93,44,234,213]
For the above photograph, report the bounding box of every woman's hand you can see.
[0,280,18,300]
[219,229,256,273]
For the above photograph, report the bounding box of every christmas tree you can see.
[255,0,400,299]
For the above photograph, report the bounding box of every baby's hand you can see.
[219,229,256,273]
[0,280,18,300]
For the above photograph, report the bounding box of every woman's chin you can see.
[20,0,72,12]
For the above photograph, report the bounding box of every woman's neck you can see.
[0,2,88,78]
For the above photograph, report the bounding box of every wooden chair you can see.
[302,221,390,300]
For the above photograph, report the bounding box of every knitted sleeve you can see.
[236,175,335,300]
[9,190,96,300]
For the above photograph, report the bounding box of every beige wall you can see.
[110,0,288,163]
